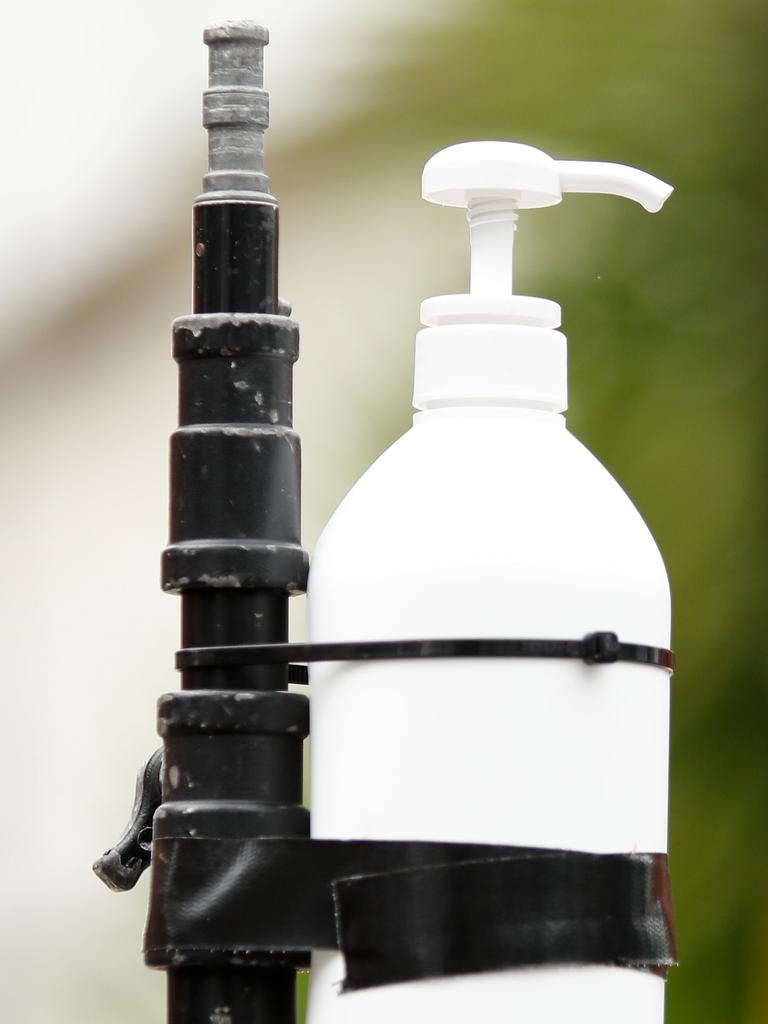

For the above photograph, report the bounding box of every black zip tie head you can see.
[582,631,621,664]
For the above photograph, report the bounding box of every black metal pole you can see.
[155,22,309,1024]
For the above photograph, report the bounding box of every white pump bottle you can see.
[306,142,674,1024]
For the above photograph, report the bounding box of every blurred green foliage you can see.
[294,1,767,1020]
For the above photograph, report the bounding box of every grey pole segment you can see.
[201,21,271,199]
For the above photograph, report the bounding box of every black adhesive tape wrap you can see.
[336,849,676,991]
[144,836,676,988]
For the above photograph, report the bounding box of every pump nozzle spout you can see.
[419,140,674,349]
[556,160,673,213]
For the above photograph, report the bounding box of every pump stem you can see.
[468,198,519,296]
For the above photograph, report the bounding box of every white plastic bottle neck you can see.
[412,319,569,415]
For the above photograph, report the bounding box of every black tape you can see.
[144,836,676,989]
[336,849,676,991]
[177,631,676,682]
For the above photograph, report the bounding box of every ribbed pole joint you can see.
[201,21,272,200]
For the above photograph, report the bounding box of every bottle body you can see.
[306,406,671,1023]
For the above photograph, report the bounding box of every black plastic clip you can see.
[93,747,163,892]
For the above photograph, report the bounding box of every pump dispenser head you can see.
[414,142,673,412]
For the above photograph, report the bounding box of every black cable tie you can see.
[177,631,675,680]
[583,630,621,663]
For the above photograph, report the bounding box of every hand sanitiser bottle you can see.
[306,142,675,1024]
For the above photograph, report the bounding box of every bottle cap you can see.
[414,142,672,412]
